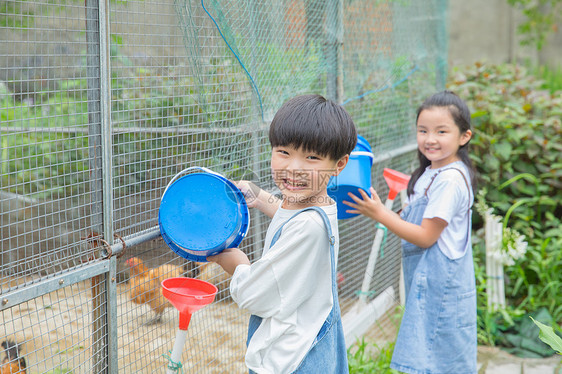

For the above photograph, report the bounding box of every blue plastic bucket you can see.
[158,167,250,262]
[327,135,374,219]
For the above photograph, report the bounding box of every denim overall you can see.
[390,168,477,374]
[247,207,349,374]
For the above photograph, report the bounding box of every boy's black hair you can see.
[407,90,478,197]
[269,94,357,160]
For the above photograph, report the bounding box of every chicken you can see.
[125,257,183,325]
[1,340,27,374]
[196,262,231,301]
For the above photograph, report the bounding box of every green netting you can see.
[173,0,330,122]
[342,0,449,152]
[170,0,448,166]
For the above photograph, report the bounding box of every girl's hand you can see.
[343,187,384,221]
[207,248,250,276]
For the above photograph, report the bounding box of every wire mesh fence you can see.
[1,0,448,372]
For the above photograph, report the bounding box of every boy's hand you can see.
[234,180,281,218]
[207,248,250,276]
[343,187,383,221]
[234,180,261,209]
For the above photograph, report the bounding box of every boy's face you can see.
[271,145,348,210]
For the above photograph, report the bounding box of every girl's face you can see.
[270,145,348,210]
[416,107,472,169]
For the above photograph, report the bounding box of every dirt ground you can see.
[1,278,249,373]
[2,272,401,374]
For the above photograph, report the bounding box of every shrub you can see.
[447,62,562,325]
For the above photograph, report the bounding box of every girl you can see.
[344,91,477,373]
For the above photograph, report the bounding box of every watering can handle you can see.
[162,166,224,199]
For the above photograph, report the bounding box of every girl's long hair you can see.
[407,90,478,197]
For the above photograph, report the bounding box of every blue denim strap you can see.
[269,207,337,300]
[246,207,342,372]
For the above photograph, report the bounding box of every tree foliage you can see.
[507,0,562,50]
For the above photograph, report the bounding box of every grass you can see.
[348,339,399,373]
[530,64,562,93]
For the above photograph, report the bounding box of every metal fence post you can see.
[85,0,115,372]
[326,0,343,102]
[435,0,448,89]
[248,1,264,258]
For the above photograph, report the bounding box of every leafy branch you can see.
[507,0,562,50]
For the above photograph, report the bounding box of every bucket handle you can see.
[350,151,375,165]
[162,166,224,200]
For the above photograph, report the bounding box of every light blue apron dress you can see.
[390,168,477,374]
[247,206,349,374]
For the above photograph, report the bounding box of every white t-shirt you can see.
[230,203,339,374]
[407,161,473,259]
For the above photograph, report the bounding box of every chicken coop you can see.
[1,0,448,372]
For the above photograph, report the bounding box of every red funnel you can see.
[383,168,411,200]
[162,277,218,330]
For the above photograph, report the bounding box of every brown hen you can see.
[125,257,183,324]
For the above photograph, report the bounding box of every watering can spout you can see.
[383,168,410,200]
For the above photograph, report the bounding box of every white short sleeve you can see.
[423,167,472,259]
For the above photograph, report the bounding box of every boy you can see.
[208,94,357,373]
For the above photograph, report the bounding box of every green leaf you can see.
[486,156,500,171]
[495,142,513,161]
[529,317,562,355]
[471,110,489,118]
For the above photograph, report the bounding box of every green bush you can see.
[447,62,562,337]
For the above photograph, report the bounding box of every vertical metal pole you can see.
[399,189,408,305]
[326,0,343,102]
[336,0,344,103]
[106,256,118,373]
[86,4,103,235]
[251,132,264,259]
[99,0,114,246]
[85,3,104,370]
[99,0,116,370]
[248,1,264,259]
[435,0,448,90]
[86,0,114,372]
